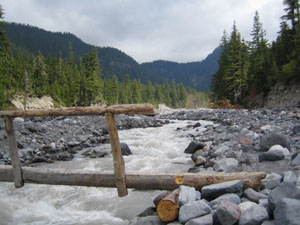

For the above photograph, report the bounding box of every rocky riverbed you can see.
[1,107,300,225]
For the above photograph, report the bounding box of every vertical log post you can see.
[105,112,128,197]
[4,116,23,188]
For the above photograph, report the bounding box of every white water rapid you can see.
[0,119,213,225]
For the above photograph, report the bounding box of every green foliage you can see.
[211,2,300,105]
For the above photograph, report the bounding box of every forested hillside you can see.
[142,47,221,91]
[211,0,300,105]
[3,22,163,84]
[0,5,210,110]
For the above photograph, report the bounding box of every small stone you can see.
[243,188,268,203]
[213,158,238,173]
[202,180,244,200]
[185,141,205,154]
[178,185,197,206]
[120,143,132,156]
[193,122,201,128]
[239,202,269,225]
[194,155,207,167]
[283,171,298,185]
[185,214,213,225]
[216,200,241,225]
[212,145,228,157]
[293,125,300,135]
[274,198,300,225]
[258,150,284,162]
[179,200,211,223]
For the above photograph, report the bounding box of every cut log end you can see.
[157,200,179,222]
[157,189,179,222]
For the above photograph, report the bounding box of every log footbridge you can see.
[0,104,266,197]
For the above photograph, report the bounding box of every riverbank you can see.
[0,107,300,224]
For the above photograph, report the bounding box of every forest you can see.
[0,5,209,110]
[211,0,300,105]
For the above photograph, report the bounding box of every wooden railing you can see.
[0,104,266,197]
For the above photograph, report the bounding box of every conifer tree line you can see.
[0,5,207,110]
[211,0,300,105]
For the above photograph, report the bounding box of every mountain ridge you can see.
[3,22,220,91]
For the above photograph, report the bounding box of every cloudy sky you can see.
[1,0,284,63]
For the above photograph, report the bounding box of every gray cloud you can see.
[1,0,284,63]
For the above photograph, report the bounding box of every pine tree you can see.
[248,11,274,94]
[211,30,229,100]
[223,22,246,103]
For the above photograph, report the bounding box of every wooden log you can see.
[4,117,24,188]
[105,112,128,197]
[0,166,266,190]
[157,189,179,222]
[0,104,155,118]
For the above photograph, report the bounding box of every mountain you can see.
[3,22,163,83]
[3,22,220,91]
[141,47,221,91]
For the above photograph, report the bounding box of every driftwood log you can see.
[0,166,266,190]
[157,189,179,222]
[0,104,155,118]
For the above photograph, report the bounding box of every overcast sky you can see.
[1,0,284,63]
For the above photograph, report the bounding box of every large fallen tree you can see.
[0,165,266,190]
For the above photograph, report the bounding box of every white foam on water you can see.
[0,119,212,225]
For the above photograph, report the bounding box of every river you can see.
[0,119,213,225]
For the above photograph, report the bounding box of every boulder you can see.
[243,188,268,203]
[258,151,284,162]
[268,145,290,157]
[130,215,165,225]
[283,171,298,185]
[291,153,300,166]
[260,173,282,190]
[185,214,213,225]
[213,158,238,173]
[210,193,241,207]
[260,133,290,151]
[216,200,241,225]
[120,143,132,156]
[179,200,211,224]
[274,198,300,225]
[185,141,205,154]
[268,182,300,216]
[239,202,269,225]
[178,185,197,206]
[201,180,244,200]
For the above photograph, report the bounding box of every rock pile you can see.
[131,171,299,224]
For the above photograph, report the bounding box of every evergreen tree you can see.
[223,22,246,103]
[248,11,275,94]
[211,30,229,100]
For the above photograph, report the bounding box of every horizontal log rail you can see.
[0,104,155,118]
[0,166,266,190]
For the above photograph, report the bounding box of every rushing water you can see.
[0,119,213,225]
